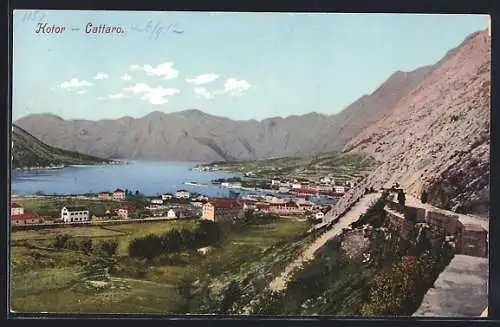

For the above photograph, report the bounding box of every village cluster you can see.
[10,180,343,226]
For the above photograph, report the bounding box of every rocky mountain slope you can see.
[332,30,490,217]
[11,124,112,169]
[15,65,436,162]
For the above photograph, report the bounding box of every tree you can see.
[135,190,140,196]
[80,238,93,254]
[397,190,406,207]
[180,228,197,250]
[53,233,72,249]
[101,240,118,257]
[420,190,428,204]
[161,229,182,253]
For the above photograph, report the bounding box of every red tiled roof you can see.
[64,206,88,211]
[208,200,243,209]
[11,202,22,208]
[119,205,137,211]
[256,204,270,209]
[269,203,299,208]
[11,212,36,221]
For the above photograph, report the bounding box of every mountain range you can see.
[15,38,459,162]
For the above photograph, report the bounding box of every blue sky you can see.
[12,11,488,121]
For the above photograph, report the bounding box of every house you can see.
[11,212,44,225]
[175,190,190,199]
[256,203,271,213]
[271,179,281,186]
[113,188,126,201]
[319,177,331,184]
[150,198,164,205]
[195,195,208,201]
[118,205,137,220]
[221,182,231,188]
[314,212,325,221]
[161,193,173,200]
[61,206,90,223]
[243,201,257,211]
[292,183,302,189]
[191,201,204,208]
[98,192,112,201]
[268,202,301,215]
[201,200,245,222]
[11,202,24,216]
[167,209,178,219]
[334,186,345,194]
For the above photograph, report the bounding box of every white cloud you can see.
[123,82,180,105]
[94,73,109,80]
[186,73,220,85]
[141,87,180,105]
[223,78,251,96]
[133,63,179,80]
[193,87,215,99]
[98,93,126,100]
[77,90,87,95]
[58,78,93,90]
[121,73,132,81]
[123,83,151,94]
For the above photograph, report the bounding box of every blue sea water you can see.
[10,161,238,197]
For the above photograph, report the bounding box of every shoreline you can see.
[12,160,125,172]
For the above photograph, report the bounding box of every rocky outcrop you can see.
[334,30,490,217]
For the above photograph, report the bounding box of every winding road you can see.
[267,192,380,293]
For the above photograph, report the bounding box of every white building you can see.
[167,209,177,219]
[315,212,325,220]
[292,183,302,189]
[61,206,90,223]
[191,201,204,207]
[221,182,231,188]
[151,198,163,205]
[11,202,24,216]
[161,193,173,200]
[319,177,331,184]
[334,186,345,194]
[175,190,190,199]
[271,179,281,186]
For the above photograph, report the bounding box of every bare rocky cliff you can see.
[334,30,490,217]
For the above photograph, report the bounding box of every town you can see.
[10,175,357,228]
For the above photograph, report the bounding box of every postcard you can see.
[10,10,490,317]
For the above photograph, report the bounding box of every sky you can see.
[12,11,489,121]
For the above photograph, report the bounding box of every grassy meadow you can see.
[10,217,312,314]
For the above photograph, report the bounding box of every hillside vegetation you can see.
[12,124,112,169]
[198,152,380,182]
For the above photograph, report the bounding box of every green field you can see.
[11,197,123,219]
[10,218,312,314]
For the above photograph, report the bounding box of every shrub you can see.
[397,190,406,207]
[420,190,428,204]
[101,240,118,257]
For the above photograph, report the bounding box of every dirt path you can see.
[268,193,380,293]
